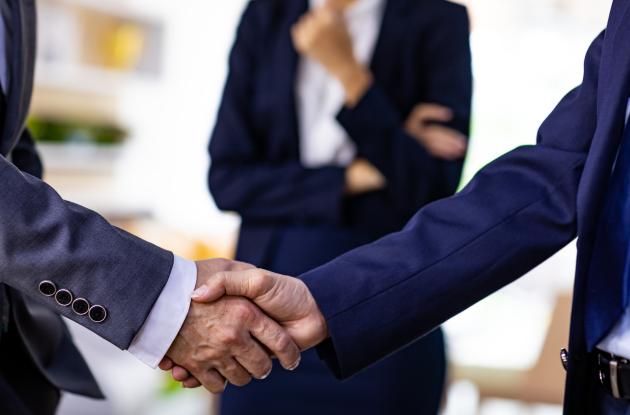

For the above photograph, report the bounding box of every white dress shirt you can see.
[596,99,630,359]
[127,255,197,367]
[296,0,385,167]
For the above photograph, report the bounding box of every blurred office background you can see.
[32,0,611,414]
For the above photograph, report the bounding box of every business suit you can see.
[298,0,630,413]
[209,0,471,413]
[0,0,175,413]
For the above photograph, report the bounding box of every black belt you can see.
[596,349,630,399]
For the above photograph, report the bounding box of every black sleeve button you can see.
[72,298,90,315]
[38,280,57,297]
[89,305,107,323]
[55,289,73,307]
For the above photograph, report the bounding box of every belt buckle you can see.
[611,356,621,399]
[603,353,628,399]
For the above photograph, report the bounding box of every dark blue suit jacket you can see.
[302,1,630,413]
[209,0,472,267]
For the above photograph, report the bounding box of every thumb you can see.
[191,269,273,303]
[190,276,225,302]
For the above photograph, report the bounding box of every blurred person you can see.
[207,0,472,413]
[174,0,630,412]
[0,1,304,413]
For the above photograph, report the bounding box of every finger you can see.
[233,336,274,380]
[425,127,467,148]
[250,313,301,371]
[183,377,202,389]
[198,369,228,394]
[216,358,253,387]
[159,357,174,371]
[172,366,192,382]
[430,141,467,160]
[412,104,454,123]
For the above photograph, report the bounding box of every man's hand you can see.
[164,268,329,389]
[197,269,329,350]
[160,259,302,393]
[404,103,468,161]
[292,1,373,105]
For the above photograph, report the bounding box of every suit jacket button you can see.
[72,298,90,315]
[89,305,107,323]
[38,280,57,297]
[55,289,73,306]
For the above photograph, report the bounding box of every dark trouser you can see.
[595,384,630,415]
[0,315,59,415]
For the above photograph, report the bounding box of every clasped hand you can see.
[159,259,328,393]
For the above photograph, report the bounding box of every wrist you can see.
[335,62,372,107]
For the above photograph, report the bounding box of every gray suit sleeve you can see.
[0,155,174,349]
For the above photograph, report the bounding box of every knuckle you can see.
[274,332,292,353]
[214,258,230,268]
[232,302,255,321]
[250,271,270,292]
[218,328,240,345]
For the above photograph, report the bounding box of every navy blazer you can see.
[302,1,630,413]
[209,0,472,267]
[0,0,175,402]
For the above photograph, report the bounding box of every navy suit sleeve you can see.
[0,151,174,350]
[10,129,43,178]
[301,30,604,379]
[337,5,472,212]
[209,1,346,225]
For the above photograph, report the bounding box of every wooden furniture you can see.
[452,293,572,405]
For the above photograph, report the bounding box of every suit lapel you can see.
[369,0,409,82]
[577,0,630,240]
[1,0,35,156]
[277,0,308,156]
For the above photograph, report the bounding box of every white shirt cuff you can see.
[127,255,197,368]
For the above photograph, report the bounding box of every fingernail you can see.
[260,369,272,380]
[191,286,208,299]
[288,356,301,371]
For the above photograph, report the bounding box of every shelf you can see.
[40,0,167,23]
[35,62,159,96]
[38,142,124,174]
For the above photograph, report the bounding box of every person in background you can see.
[207,0,472,413]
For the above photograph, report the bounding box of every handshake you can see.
[158,259,329,393]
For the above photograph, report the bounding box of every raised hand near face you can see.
[291,0,372,106]
[163,259,302,393]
